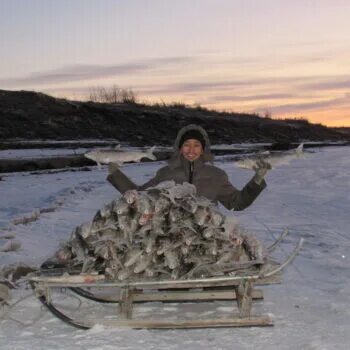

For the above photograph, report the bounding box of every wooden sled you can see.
[30,234,303,330]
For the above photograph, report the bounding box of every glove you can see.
[108,162,120,175]
[253,159,271,185]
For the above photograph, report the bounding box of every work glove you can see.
[108,162,119,175]
[253,159,271,185]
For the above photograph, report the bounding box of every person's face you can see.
[180,139,204,161]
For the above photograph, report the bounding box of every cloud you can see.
[138,74,346,96]
[0,56,193,87]
[253,94,350,115]
[138,79,274,96]
[302,77,350,91]
[204,93,294,103]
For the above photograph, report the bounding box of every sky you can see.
[1,0,350,127]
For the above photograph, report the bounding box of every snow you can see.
[1,146,350,349]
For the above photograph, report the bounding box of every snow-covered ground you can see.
[0,146,349,349]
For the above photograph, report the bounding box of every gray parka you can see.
[107,124,266,211]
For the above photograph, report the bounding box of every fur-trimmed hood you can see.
[168,124,214,168]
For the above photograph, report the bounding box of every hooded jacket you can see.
[107,124,266,211]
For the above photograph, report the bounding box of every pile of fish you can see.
[54,181,266,281]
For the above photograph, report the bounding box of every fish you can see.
[94,242,112,260]
[105,267,118,280]
[117,268,133,281]
[75,221,93,239]
[90,213,106,233]
[178,218,198,233]
[133,253,154,273]
[231,245,250,263]
[187,264,212,279]
[100,202,113,218]
[118,215,139,243]
[0,284,10,305]
[207,240,218,255]
[235,143,304,169]
[156,238,172,255]
[137,212,152,226]
[154,196,171,214]
[84,146,157,168]
[88,225,118,240]
[151,213,166,230]
[209,210,225,227]
[144,268,155,278]
[164,250,180,269]
[171,266,184,279]
[168,207,184,223]
[144,233,157,253]
[124,249,143,267]
[135,195,153,215]
[55,246,73,262]
[202,226,223,239]
[178,197,198,213]
[123,190,139,205]
[160,182,197,203]
[148,180,176,191]
[182,230,197,246]
[82,257,97,273]
[152,225,166,236]
[113,198,129,216]
[242,233,266,261]
[181,245,189,255]
[215,250,236,265]
[70,229,90,261]
[193,207,209,226]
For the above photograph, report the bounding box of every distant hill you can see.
[0,89,348,146]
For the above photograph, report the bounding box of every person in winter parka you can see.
[107,124,269,211]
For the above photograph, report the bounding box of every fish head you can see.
[114,198,129,215]
[84,151,99,162]
[146,146,157,161]
[148,154,157,161]
[194,207,209,225]
[155,196,170,213]
[123,190,139,204]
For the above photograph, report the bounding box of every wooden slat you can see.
[79,315,273,329]
[36,273,281,289]
[132,289,263,302]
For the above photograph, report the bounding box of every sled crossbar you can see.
[73,315,274,329]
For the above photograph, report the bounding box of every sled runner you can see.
[30,232,303,330]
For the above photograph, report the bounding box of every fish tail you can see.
[296,143,304,156]
[147,146,157,160]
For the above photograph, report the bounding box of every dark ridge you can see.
[0,89,348,147]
